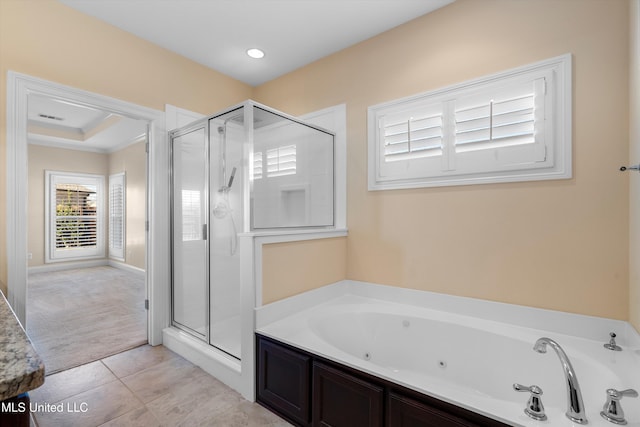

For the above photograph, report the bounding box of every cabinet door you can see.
[312,362,383,427]
[388,392,482,427]
[257,337,311,426]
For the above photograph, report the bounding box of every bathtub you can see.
[255,281,640,427]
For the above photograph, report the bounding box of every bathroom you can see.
[0,0,639,426]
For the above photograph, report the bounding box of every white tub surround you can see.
[256,280,640,427]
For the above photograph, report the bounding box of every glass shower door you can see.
[171,126,209,339]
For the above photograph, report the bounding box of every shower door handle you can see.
[203,224,208,240]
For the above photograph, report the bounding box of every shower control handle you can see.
[514,383,547,421]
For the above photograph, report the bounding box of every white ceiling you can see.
[32,0,454,152]
[28,94,148,153]
[58,0,455,87]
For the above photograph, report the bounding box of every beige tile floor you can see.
[29,345,290,427]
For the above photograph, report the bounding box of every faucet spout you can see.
[533,337,587,424]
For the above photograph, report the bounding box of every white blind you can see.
[455,92,535,153]
[181,190,202,241]
[55,183,98,249]
[108,173,125,260]
[369,54,570,190]
[254,151,263,180]
[46,171,105,262]
[56,184,98,249]
[267,145,297,177]
[383,113,443,162]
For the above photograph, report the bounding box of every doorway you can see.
[6,72,169,360]
[23,93,149,372]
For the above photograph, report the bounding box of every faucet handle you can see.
[514,383,547,421]
[600,388,638,425]
[604,332,623,351]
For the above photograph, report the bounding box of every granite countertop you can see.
[0,290,45,401]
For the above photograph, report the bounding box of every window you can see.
[254,151,263,180]
[46,171,105,262]
[108,173,125,261]
[266,145,297,177]
[181,190,202,241]
[368,54,571,190]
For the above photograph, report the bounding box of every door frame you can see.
[5,71,169,345]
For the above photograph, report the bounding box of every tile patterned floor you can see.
[29,345,290,427]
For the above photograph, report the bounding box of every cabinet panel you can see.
[257,338,311,426]
[313,362,383,427]
[388,392,488,427]
[255,335,509,427]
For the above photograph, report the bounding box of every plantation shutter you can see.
[254,151,263,180]
[181,190,202,241]
[267,145,297,177]
[368,54,569,189]
[383,113,443,162]
[377,101,447,181]
[109,173,125,260]
[452,76,548,174]
[56,184,98,249]
[46,171,105,262]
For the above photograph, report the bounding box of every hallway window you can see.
[46,171,105,262]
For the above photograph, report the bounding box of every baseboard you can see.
[27,259,146,277]
[28,259,108,275]
[108,260,146,278]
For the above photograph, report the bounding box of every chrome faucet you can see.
[533,337,588,424]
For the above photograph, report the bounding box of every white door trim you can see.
[5,71,169,345]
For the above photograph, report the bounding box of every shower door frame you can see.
[169,120,211,342]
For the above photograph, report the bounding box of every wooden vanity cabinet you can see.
[256,334,509,427]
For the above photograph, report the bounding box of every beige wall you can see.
[109,141,146,270]
[0,0,252,294]
[28,142,147,270]
[262,237,347,304]
[630,0,640,332]
[1,0,636,324]
[27,145,109,266]
[255,0,631,320]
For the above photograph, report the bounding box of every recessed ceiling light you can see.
[247,48,265,59]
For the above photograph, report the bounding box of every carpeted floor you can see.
[27,266,147,374]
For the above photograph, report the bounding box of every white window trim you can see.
[368,54,572,190]
[108,172,126,261]
[45,171,106,263]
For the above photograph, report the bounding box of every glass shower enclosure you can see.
[170,101,334,360]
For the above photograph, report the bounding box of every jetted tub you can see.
[255,282,640,427]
